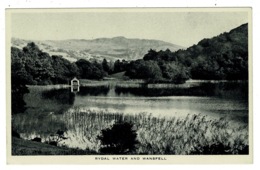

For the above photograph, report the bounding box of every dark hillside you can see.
[142,23,248,80]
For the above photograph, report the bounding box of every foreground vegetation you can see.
[12,137,95,155]
[61,109,248,155]
[12,107,249,155]
[13,109,248,155]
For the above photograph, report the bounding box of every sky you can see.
[10,9,249,47]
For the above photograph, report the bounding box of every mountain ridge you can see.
[11,37,184,62]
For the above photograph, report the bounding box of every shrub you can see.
[97,122,139,154]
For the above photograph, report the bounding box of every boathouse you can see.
[71,77,80,92]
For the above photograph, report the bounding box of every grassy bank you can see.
[12,137,96,155]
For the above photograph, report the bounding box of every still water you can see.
[12,81,249,150]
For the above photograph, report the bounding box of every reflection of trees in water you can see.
[115,82,248,99]
[42,88,75,105]
[11,84,29,114]
[77,86,110,96]
[13,87,75,144]
[11,81,248,154]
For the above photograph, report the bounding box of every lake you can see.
[12,81,249,153]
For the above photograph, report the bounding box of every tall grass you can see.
[60,108,248,155]
[13,108,248,154]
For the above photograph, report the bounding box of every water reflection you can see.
[42,88,75,105]
[12,82,249,150]
[115,82,248,100]
[78,86,110,96]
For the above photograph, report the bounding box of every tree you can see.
[75,59,106,79]
[125,60,163,81]
[51,55,79,83]
[12,43,82,85]
[97,122,139,154]
[102,58,110,73]
[160,62,189,83]
[11,47,30,114]
[22,42,41,54]
[113,59,129,73]
[143,49,158,61]
[22,43,55,85]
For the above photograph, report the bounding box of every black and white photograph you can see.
[6,8,252,164]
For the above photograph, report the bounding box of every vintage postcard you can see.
[6,8,252,164]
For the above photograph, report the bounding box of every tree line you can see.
[125,23,248,82]
[12,42,105,85]
[12,23,248,87]
[11,42,106,114]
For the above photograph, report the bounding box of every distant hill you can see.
[11,36,184,62]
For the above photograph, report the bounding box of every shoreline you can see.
[25,79,248,89]
[12,137,95,155]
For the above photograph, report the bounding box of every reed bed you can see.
[61,108,248,155]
